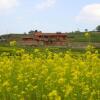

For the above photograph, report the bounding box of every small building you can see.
[20,31,69,47]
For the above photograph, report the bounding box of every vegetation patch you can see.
[0,48,99,100]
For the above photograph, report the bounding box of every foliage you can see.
[0,48,99,100]
[84,32,91,45]
[96,25,100,32]
[10,41,16,46]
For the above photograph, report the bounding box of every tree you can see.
[96,25,100,32]
[28,30,34,34]
[85,29,88,32]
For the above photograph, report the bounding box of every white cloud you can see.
[76,4,100,23]
[0,0,19,11]
[35,0,57,10]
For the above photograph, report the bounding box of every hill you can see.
[0,32,100,48]
[68,32,100,42]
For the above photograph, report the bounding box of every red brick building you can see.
[20,31,69,46]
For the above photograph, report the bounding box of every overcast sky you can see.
[0,0,100,34]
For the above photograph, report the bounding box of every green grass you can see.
[69,32,100,42]
[0,45,100,55]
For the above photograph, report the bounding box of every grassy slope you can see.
[68,32,100,42]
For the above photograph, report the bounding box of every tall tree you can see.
[85,29,88,32]
[96,25,100,32]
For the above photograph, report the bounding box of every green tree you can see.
[85,29,88,32]
[96,25,100,32]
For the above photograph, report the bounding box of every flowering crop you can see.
[0,48,99,100]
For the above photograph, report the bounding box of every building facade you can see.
[20,31,69,46]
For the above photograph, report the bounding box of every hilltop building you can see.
[19,31,69,46]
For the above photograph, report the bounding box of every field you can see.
[0,46,100,100]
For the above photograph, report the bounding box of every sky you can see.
[0,0,100,34]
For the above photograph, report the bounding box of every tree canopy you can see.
[96,25,100,32]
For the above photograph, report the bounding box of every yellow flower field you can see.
[0,49,99,100]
